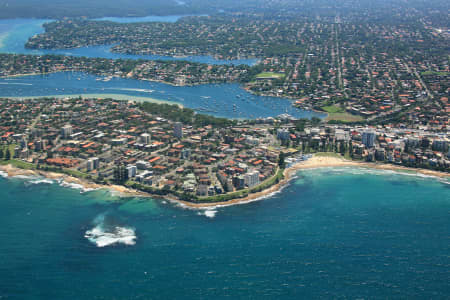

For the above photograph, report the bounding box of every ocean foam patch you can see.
[0,82,33,86]
[60,181,96,193]
[85,213,136,247]
[29,178,54,185]
[198,209,218,218]
[0,170,8,178]
[106,87,154,93]
[85,226,136,248]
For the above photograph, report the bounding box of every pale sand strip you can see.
[1,93,181,106]
[176,156,449,208]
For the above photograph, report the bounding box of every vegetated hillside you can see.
[0,0,203,19]
[1,0,448,20]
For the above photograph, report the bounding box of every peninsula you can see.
[0,96,448,206]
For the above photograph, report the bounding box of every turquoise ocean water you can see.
[0,168,449,299]
[0,16,449,299]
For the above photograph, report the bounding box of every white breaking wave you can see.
[198,209,218,218]
[0,170,8,178]
[204,210,217,218]
[60,181,84,190]
[0,82,33,86]
[85,214,136,248]
[105,87,154,93]
[85,226,136,247]
[29,179,54,185]
[59,181,96,193]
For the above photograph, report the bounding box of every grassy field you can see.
[321,105,344,113]
[321,105,364,122]
[326,112,364,122]
[63,168,89,179]
[256,72,286,79]
[315,152,344,158]
[0,159,36,169]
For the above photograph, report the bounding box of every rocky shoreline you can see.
[0,164,147,198]
[1,155,447,209]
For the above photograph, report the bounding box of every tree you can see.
[278,152,286,169]
[349,141,354,158]
[311,117,321,126]
[0,148,3,159]
[404,143,409,154]
[340,142,346,155]
[294,119,307,132]
[5,148,11,161]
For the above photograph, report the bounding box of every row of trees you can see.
[139,102,236,128]
[0,147,12,161]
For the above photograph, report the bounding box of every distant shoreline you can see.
[1,155,448,209]
[0,71,201,87]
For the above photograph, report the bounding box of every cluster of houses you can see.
[277,124,450,170]
[0,98,283,198]
[1,96,448,200]
[244,22,448,126]
[0,54,243,87]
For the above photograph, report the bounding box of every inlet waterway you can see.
[0,18,258,65]
[0,72,325,119]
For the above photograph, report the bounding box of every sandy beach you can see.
[1,155,448,209]
[177,155,449,208]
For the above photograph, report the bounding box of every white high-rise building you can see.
[87,157,100,171]
[244,170,260,188]
[140,133,151,144]
[126,165,137,178]
[86,159,94,172]
[61,125,73,139]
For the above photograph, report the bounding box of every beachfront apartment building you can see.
[362,131,376,148]
[244,170,260,188]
